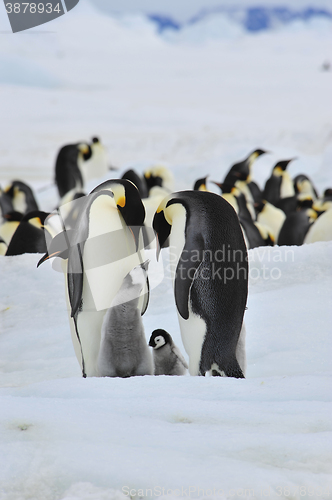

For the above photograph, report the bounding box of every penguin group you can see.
[1,140,331,381]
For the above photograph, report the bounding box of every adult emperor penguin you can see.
[153,191,248,378]
[149,329,188,376]
[193,176,209,192]
[38,179,149,377]
[4,180,39,215]
[5,210,50,256]
[0,211,23,246]
[122,169,149,199]
[79,137,109,184]
[55,142,91,199]
[97,261,153,378]
[223,149,267,203]
[304,206,332,243]
[144,165,174,194]
[277,198,317,246]
[263,159,297,214]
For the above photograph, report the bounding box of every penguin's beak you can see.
[211,181,223,189]
[37,250,61,267]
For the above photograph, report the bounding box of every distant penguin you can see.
[263,159,297,214]
[4,180,39,215]
[122,169,149,199]
[312,188,332,214]
[38,179,149,377]
[144,166,174,194]
[255,200,286,242]
[304,207,332,243]
[149,329,188,376]
[55,142,91,199]
[223,149,267,203]
[293,174,318,200]
[193,176,209,191]
[5,211,50,256]
[0,211,23,246]
[277,199,317,246]
[153,191,248,378]
[97,261,153,378]
[79,137,109,183]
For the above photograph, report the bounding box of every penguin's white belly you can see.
[280,172,295,198]
[177,306,206,376]
[304,208,332,243]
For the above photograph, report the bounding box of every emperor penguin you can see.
[38,179,149,378]
[263,159,297,214]
[153,191,248,378]
[144,165,174,194]
[4,180,39,215]
[55,142,91,199]
[97,261,153,378]
[222,149,267,204]
[303,207,332,243]
[0,238,7,256]
[5,210,51,256]
[293,174,318,200]
[193,176,209,192]
[277,198,317,246]
[0,187,13,217]
[149,329,188,376]
[255,200,286,242]
[79,137,109,184]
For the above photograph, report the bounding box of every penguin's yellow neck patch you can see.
[198,184,207,192]
[29,217,42,228]
[248,152,259,167]
[110,184,126,208]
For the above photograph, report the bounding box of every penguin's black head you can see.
[254,200,266,214]
[252,149,267,158]
[323,188,332,200]
[193,176,209,191]
[92,137,100,144]
[4,211,24,222]
[77,143,92,161]
[144,172,163,191]
[22,210,50,226]
[153,208,171,260]
[149,329,172,349]
[274,158,296,172]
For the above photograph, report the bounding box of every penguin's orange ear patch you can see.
[117,196,126,208]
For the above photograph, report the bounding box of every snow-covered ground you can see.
[0,2,332,499]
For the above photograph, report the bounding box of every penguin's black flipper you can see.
[140,276,150,316]
[174,233,204,320]
[67,243,84,318]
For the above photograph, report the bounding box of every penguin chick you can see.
[149,329,188,376]
[97,261,153,378]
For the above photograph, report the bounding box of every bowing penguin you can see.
[153,191,248,378]
[97,261,153,378]
[144,166,174,194]
[122,169,149,199]
[4,180,39,215]
[38,179,149,377]
[149,329,188,376]
[5,210,50,256]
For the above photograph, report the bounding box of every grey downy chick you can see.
[149,329,188,376]
[97,260,153,378]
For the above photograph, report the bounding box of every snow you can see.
[1,2,332,499]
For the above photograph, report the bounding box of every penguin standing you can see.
[193,176,209,192]
[153,191,248,378]
[222,149,267,203]
[277,198,317,246]
[4,180,39,215]
[79,137,109,184]
[144,166,174,194]
[38,179,149,377]
[97,261,153,378]
[55,142,91,200]
[293,174,318,200]
[263,159,297,214]
[5,210,51,256]
[0,211,23,246]
[304,206,332,243]
[255,200,286,242]
[149,329,188,376]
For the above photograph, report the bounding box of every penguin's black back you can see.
[277,211,312,246]
[5,211,49,256]
[171,191,248,378]
[55,145,84,199]
[122,169,148,199]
